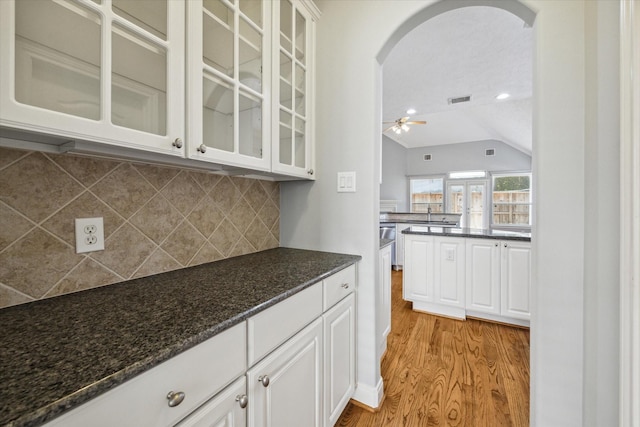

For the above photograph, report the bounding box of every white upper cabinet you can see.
[271,0,318,179]
[186,0,271,171]
[0,0,185,156]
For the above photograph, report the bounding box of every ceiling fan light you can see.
[401,124,410,132]
[394,127,402,135]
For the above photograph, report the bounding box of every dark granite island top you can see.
[402,225,532,242]
[0,247,361,427]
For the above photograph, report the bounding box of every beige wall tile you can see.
[0,151,280,309]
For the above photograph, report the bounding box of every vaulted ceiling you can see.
[382,6,533,154]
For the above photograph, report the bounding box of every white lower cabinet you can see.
[465,239,501,316]
[176,377,247,427]
[405,234,531,326]
[42,264,358,427]
[379,244,392,358]
[403,234,465,319]
[248,318,323,427]
[500,240,532,321]
[323,293,356,427]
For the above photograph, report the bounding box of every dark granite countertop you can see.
[402,226,531,242]
[0,247,361,427]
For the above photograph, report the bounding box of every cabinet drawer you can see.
[323,265,356,310]
[247,282,323,366]
[44,323,246,427]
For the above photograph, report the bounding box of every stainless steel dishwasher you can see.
[379,224,396,267]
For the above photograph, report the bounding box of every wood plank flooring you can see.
[336,271,530,427]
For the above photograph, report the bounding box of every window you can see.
[492,173,532,227]
[409,177,443,213]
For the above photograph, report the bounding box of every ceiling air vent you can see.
[423,154,432,161]
[485,148,495,156]
[448,95,471,105]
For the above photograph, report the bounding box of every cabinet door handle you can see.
[172,138,183,149]
[197,144,207,153]
[341,283,349,289]
[307,169,314,175]
[258,375,270,387]
[236,394,248,409]
[166,391,185,407]
[504,243,508,248]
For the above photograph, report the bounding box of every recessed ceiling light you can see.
[496,93,511,100]
[406,108,416,115]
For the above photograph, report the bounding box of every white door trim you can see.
[620,1,640,425]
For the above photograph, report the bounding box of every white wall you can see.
[280,0,621,424]
[406,139,531,175]
[380,136,409,211]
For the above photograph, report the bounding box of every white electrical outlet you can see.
[75,217,105,253]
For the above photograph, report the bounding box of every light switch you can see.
[337,172,356,192]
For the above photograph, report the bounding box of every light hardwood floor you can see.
[336,271,530,427]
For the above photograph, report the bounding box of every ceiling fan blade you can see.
[383,125,396,132]
[405,121,427,125]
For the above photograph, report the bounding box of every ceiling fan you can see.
[383,116,427,134]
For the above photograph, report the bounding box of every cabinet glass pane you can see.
[295,64,305,115]
[295,10,306,63]
[112,0,167,40]
[280,0,292,53]
[203,77,234,152]
[15,0,101,120]
[203,0,234,77]
[239,18,262,93]
[279,110,292,164]
[279,52,292,110]
[112,24,167,135]
[238,92,262,158]
[239,0,262,27]
[294,118,305,168]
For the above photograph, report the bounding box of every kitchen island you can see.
[401,226,531,326]
[0,248,360,427]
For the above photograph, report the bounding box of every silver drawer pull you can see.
[258,375,270,387]
[166,391,185,407]
[236,394,248,409]
[341,283,349,289]
[197,144,207,153]
[172,138,183,149]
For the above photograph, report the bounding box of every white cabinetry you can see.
[402,233,434,303]
[186,0,270,171]
[248,318,323,427]
[433,236,466,318]
[500,240,531,321]
[395,223,423,269]
[271,0,318,179]
[465,239,501,316]
[379,244,392,358]
[43,323,247,427]
[0,0,185,157]
[176,377,247,427]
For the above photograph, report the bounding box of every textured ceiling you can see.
[382,6,533,154]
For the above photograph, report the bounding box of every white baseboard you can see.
[352,376,384,409]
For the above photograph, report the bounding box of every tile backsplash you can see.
[0,147,280,309]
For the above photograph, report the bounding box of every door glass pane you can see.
[203,0,234,77]
[238,92,262,158]
[409,178,443,213]
[239,18,262,92]
[239,0,261,27]
[203,77,234,152]
[295,10,306,63]
[295,64,305,115]
[280,0,293,53]
[15,0,101,120]
[279,110,292,164]
[468,183,485,229]
[112,0,167,40]
[112,24,166,135]
[294,117,305,168]
[447,184,464,216]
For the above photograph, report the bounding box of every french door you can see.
[446,180,488,229]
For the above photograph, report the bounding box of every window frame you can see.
[408,175,445,213]
[490,171,533,231]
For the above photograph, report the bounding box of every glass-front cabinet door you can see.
[271,0,318,179]
[186,0,270,171]
[0,0,185,156]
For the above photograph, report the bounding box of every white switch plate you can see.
[75,217,105,253]
[337,171,356,193]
